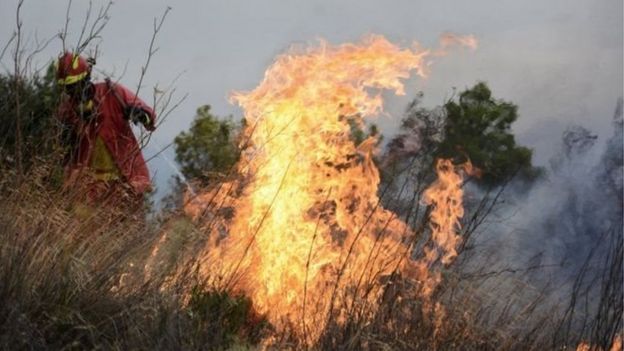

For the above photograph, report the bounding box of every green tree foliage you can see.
[0,64,61,169]
[436,82,539,186]
[174,105,240,185]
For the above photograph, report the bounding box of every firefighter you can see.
[55,52,156,209]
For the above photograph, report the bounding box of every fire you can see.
[412,159,473,300]
[576,336,623,351]
[185,34,475,340]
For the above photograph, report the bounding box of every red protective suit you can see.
[57,81,156,196]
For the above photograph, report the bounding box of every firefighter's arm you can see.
[115,84,157,131]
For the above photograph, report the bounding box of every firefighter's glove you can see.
[124,106,153,130]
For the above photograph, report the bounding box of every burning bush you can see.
[179,35,482,346]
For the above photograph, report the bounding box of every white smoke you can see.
[459,99,623,341]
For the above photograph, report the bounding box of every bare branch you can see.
[60,0,73,53]
[72,1,112,54]
[13,0,25,180]
[132,6,172,102]
[0,32,17,63]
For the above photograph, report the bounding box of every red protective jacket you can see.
[57,81,156,194]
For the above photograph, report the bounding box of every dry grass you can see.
[0,161,266,350]
[0,159,620,350]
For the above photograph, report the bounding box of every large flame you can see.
[185,34,475,339]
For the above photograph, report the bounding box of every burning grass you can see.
[0,154,620,350]
[0,34,620,350]
[181,36,479,344]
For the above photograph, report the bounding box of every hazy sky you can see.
[1,0,622,194]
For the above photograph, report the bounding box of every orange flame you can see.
[411,159,472,301]
[185,34,476,340]
[576,335,623,351]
